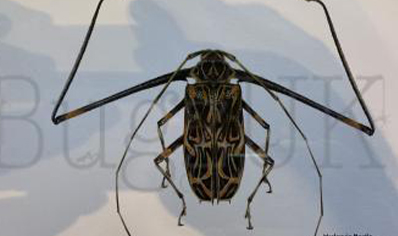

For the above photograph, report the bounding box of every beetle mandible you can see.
[52,0,375,235]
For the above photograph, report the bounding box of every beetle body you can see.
[184,83,245,203]
[52,3,377,230]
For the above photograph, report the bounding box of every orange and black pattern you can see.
[184,84,245,203]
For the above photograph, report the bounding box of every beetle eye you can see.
[201,62,212,72]
[215,62,226,74]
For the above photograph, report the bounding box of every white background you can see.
[0,0,397,236]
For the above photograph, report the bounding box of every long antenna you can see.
[52,0,106,124]
[305,0,375,135]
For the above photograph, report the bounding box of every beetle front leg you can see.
[154,136,187,226]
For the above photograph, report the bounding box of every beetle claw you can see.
[161,177,168,188]
[245,210,254,230]
[264,178,273,193]
[178,206,187,226]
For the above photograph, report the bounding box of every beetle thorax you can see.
[190,50,234,83]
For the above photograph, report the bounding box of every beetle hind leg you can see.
[244,157,274,230]
[154,136,188,226]
[244,136,274,230]
[242,101,275,229]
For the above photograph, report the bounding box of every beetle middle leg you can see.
[154,136,187,226]
[157,99,185,188]
[243,100,273,191]
[242,100,274,230]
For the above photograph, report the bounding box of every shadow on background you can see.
[0,0,397,235]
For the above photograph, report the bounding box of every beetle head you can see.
[191,50,234,83]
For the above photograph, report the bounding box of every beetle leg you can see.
[154,136,187,226]
[243,101,273,191]
[242,101,274,229]
[157,100,185,188]
[242,100,271,157]
[244,135,274,230]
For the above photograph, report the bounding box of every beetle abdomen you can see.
[183,84,245,203]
